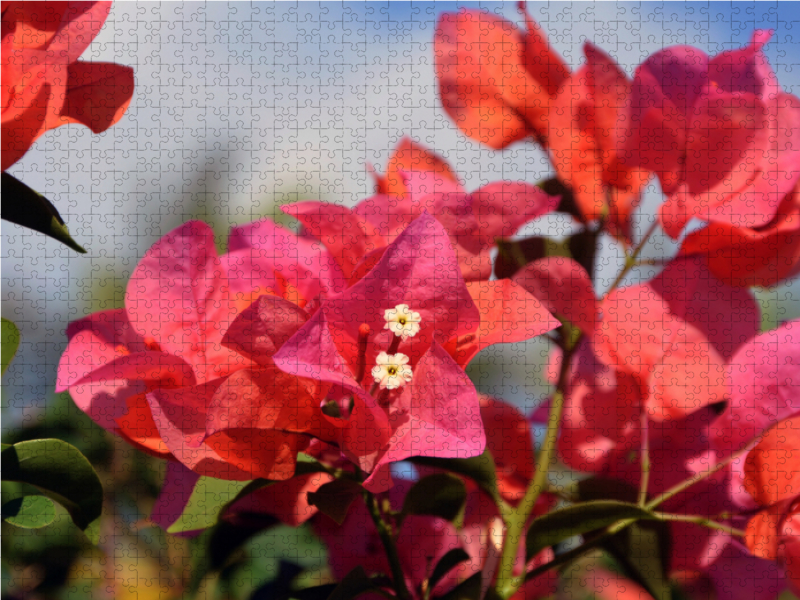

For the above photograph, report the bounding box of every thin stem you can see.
[638,409,650,506]
[364,490,413,600]
[523,518,637,583]
[495,335,580,598]
[603,218,659,299]
[645,444,753,511]
[653,512,746,537]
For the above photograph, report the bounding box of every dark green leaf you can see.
[2,495,56,528]
[410,450,500,504]
[603,519,672,600]
[573,478,639,504]
[307,478,363,525]
[167,477,251,534]
[538,178,584,223]
[526,500,658,562]
[249,560,304,600]
[209,517,279,570]
[494,236,548,279]
[434,571,481,600]
[1,172,87,253]
[327,566,383,600]
[567,228,599,280]
[1,439,103,542]
[428,548,470,593]
[291,584,338,600]
[401,474,466,524]
[1,318,20,376]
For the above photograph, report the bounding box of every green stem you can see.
[645,444,752,511]
[638,409,650,507]
[364,490,413,600]
[495,335,580,598]
[653,512,745,537]
[603,218,659,299]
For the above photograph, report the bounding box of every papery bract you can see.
[293,139,558,282]
[624,31,800,238]
[434,4,569,149]
[548,42,650,241]
[512,257,598,335]
[709,319,800,507]
[595,256,758,421]
[371,137,460,198]
[680,179,800,288]
[2,1,134,170]
[741,416,800,595]
[57,220,334,482]
[274,213,495,491]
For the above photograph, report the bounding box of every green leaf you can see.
[603,519,672,600]
[428,548,470,593]
[2,495,56,528]
[1,318,20,376]
[526,500,658,562]
[494,236,549,279]
[326,566,384,600]
[401,474,467,524]
[1,439,103,543]
[410,449,500,504]
[573,477,639,504]
[434,571,481,600]
[167,476,251,534]
[1,172,87,253]
[307,479,363,525]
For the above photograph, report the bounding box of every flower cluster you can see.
[45,3,800,599]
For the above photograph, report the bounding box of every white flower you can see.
[383,304,422,340]
[371,352,413,390]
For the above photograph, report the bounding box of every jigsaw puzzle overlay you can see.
[2,2,800,599]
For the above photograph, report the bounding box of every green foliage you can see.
[1,173,87,253]
[2,495,56,529]
[0,318,20,376]
[166,477,251,535]
[410,449,500,505]
[307,479,363,526]
[400,474,467,525]
[1,439,103,543]
[525,500,658,562]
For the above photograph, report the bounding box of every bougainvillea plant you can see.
[3,2,799,600]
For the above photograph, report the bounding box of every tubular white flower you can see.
[383,304,422,340]
[371,351,413,390]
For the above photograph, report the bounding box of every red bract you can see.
[710,319,800,507]
[371,137,460,198]
[1,1,134,170]
[680,179,800,288]
[624,31,800,239]
[274,214,557,490]
[273,213,484,490]
[57,220,334,481]
[742,416,800,595]
[288,139,558,282]
[548,42,651,241]
[594,256,758,421]
[434,3,569,149]
[512,256,598,336]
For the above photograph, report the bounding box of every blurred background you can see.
[3,2,800,598]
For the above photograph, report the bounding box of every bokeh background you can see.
[3,2,800,598]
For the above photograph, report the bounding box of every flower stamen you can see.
[384,304,421,341]
[371,351,413,391]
